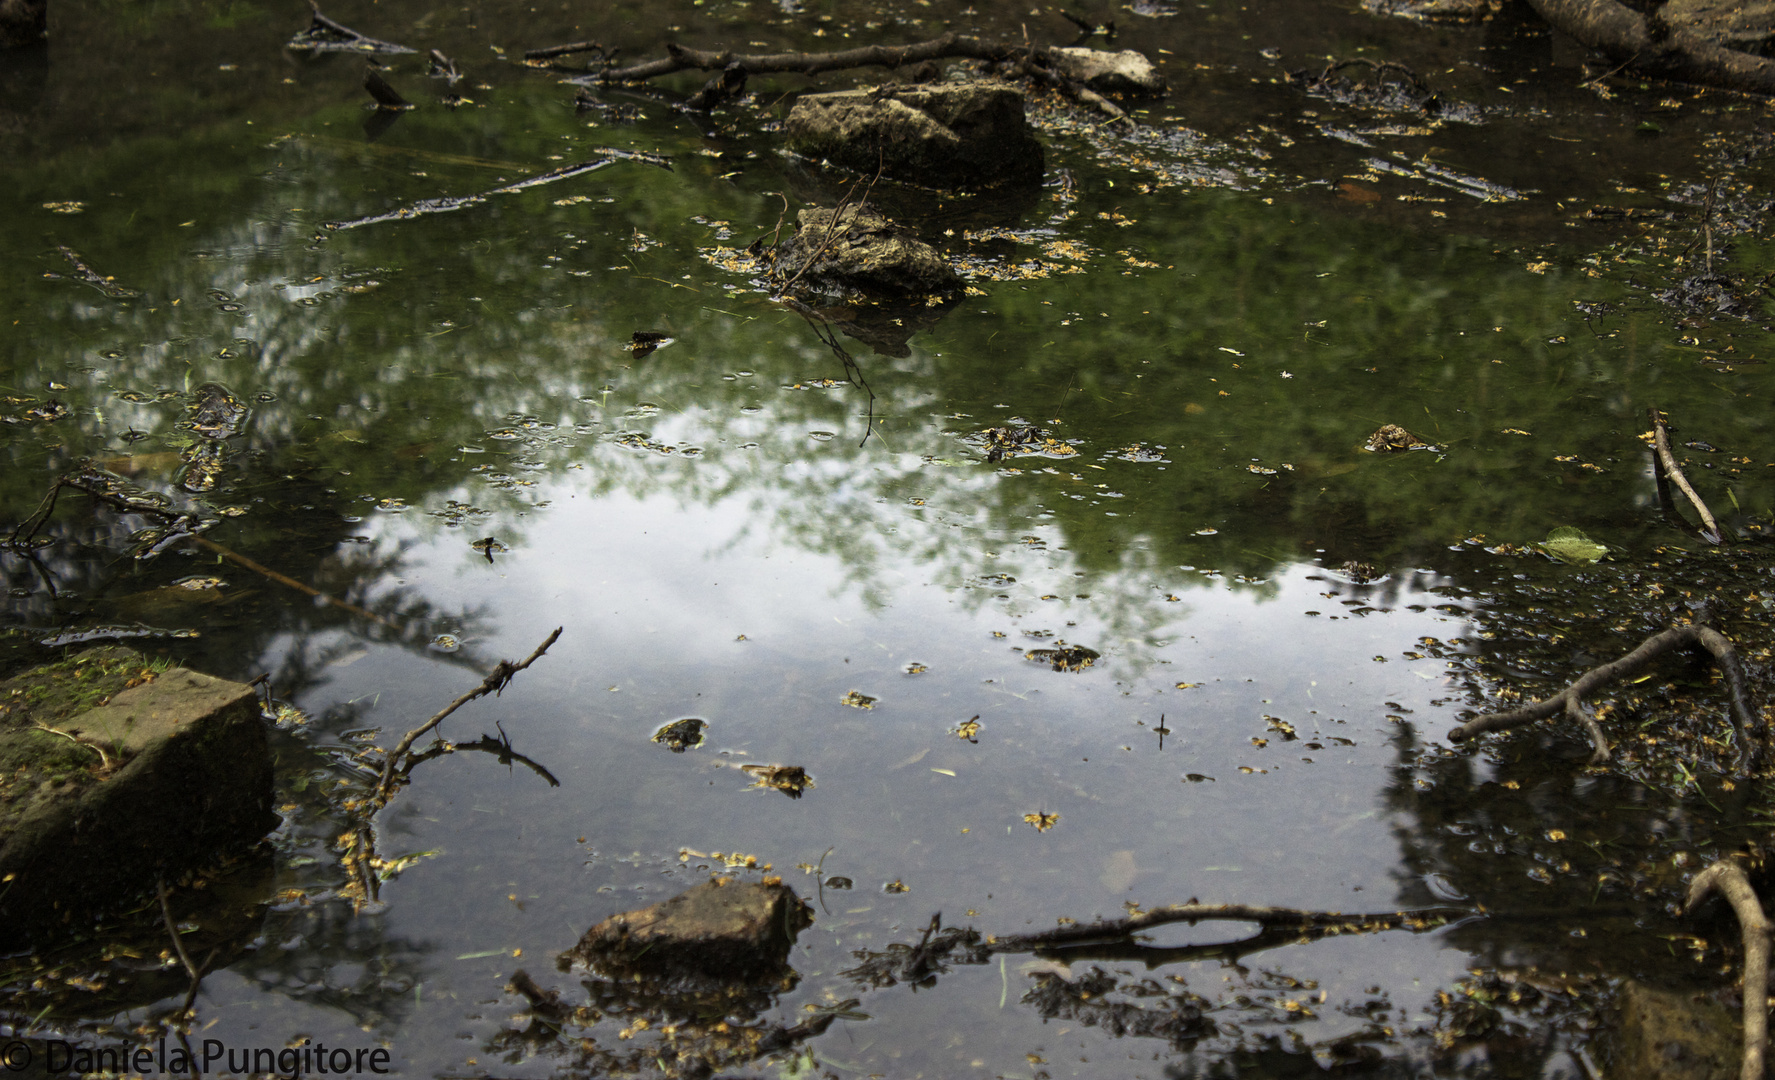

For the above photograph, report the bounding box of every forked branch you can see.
[1447,623,1758,773]
[374,627,563,800]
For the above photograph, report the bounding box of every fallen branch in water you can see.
[323,150,670,230]
[1650,408,1722,543]
[1446,622,1758,773]
[1686,860,1770,1080]
[568,32,1137,124]
[374,627,562,801]
[288,0,414,54]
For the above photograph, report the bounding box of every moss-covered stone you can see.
[0,647,278,949]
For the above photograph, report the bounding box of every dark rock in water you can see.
[1605,980,1739,1080]
[0,647,278,948]
[784,82,1044,190]
[560,878,813,982]
[1047,47,1168,95]
[775,203,961,298]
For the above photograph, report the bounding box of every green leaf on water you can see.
[1540,526,1608,565]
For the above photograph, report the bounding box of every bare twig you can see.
[1447,622,1759,773]
[1650,409,1722,542]
[985,902,1468,953]
[1686,860,1770,1080]
[374,627,563,800]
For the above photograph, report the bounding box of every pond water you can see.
[7,0,1775,1076]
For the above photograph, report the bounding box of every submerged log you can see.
[1522,0,1775,94]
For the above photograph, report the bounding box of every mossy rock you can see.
[0,647,278,949]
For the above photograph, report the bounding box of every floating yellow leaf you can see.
[1023,811,1059,832]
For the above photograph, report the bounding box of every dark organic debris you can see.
[181,382,248,440]
[22,399,67,422]
[741,763,812,798]
[627,331,674,357]
[1026,641,1100,672]
[287,1,414,54]
[652,717,707,752]
[1653,271,1770,320]
[1023,967,1216,1049]
[1286,57,1440,115]
[970,424,1078,462]
[843,913,986,988]
[574,90,645,121]
[1364,424,1438,453]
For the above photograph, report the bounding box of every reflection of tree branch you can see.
[156,879,215,1022]
[781,297,876,448]
[1010,919,1454,969]
[1686,860,1770,1080]
[374,627,562,801]
[402,727,561,787]
[323,153,670,231]
[986,902,1468,954]
[1446,622,1757,774]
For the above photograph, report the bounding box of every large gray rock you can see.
[0,647,278,947]
[1047,47,1167,95]
[774,202,961,298]
[1605,980,1740,1080]
[783,82,1044,190]
[560,878,813,982]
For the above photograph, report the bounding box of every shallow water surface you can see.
[6,0,1775,1075]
